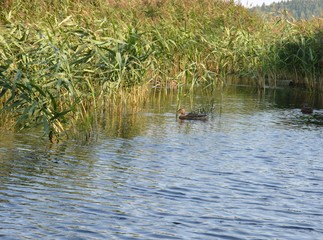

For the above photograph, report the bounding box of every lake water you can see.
[1,86,323,239]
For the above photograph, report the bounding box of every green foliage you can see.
[277,31,322,79]
[0,13,151,141]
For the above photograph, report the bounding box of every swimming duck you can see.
[177,108,207,120]
[301,104,313,114]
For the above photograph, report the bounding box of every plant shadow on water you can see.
[1,85,323,239]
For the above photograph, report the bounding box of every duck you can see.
[177,108,207,120]
[301,104,313,114]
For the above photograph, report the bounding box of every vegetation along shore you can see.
[0,0,322,142]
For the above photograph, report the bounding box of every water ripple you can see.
[1,89,323,239]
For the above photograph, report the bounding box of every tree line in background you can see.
[250,0,322,20]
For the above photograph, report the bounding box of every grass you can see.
[0,0,322,141]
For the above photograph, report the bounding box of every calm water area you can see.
[1,86,323,239]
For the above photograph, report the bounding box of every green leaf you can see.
[42,115,50,134]
[30,83,46,97]
[116,52,122,66]
[51,109,72,121]
[13,70,23,83]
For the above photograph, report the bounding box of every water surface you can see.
[1,86,323,239]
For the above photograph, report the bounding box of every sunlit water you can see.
[1,86,323,239]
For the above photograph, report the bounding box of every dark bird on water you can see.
[301,104,313,114]
[177,108,207,120]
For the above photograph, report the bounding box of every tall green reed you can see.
[0,12,151,141]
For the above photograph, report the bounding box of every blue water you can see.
[1,87,323,239]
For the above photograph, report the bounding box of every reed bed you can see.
[0,0,322,141]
